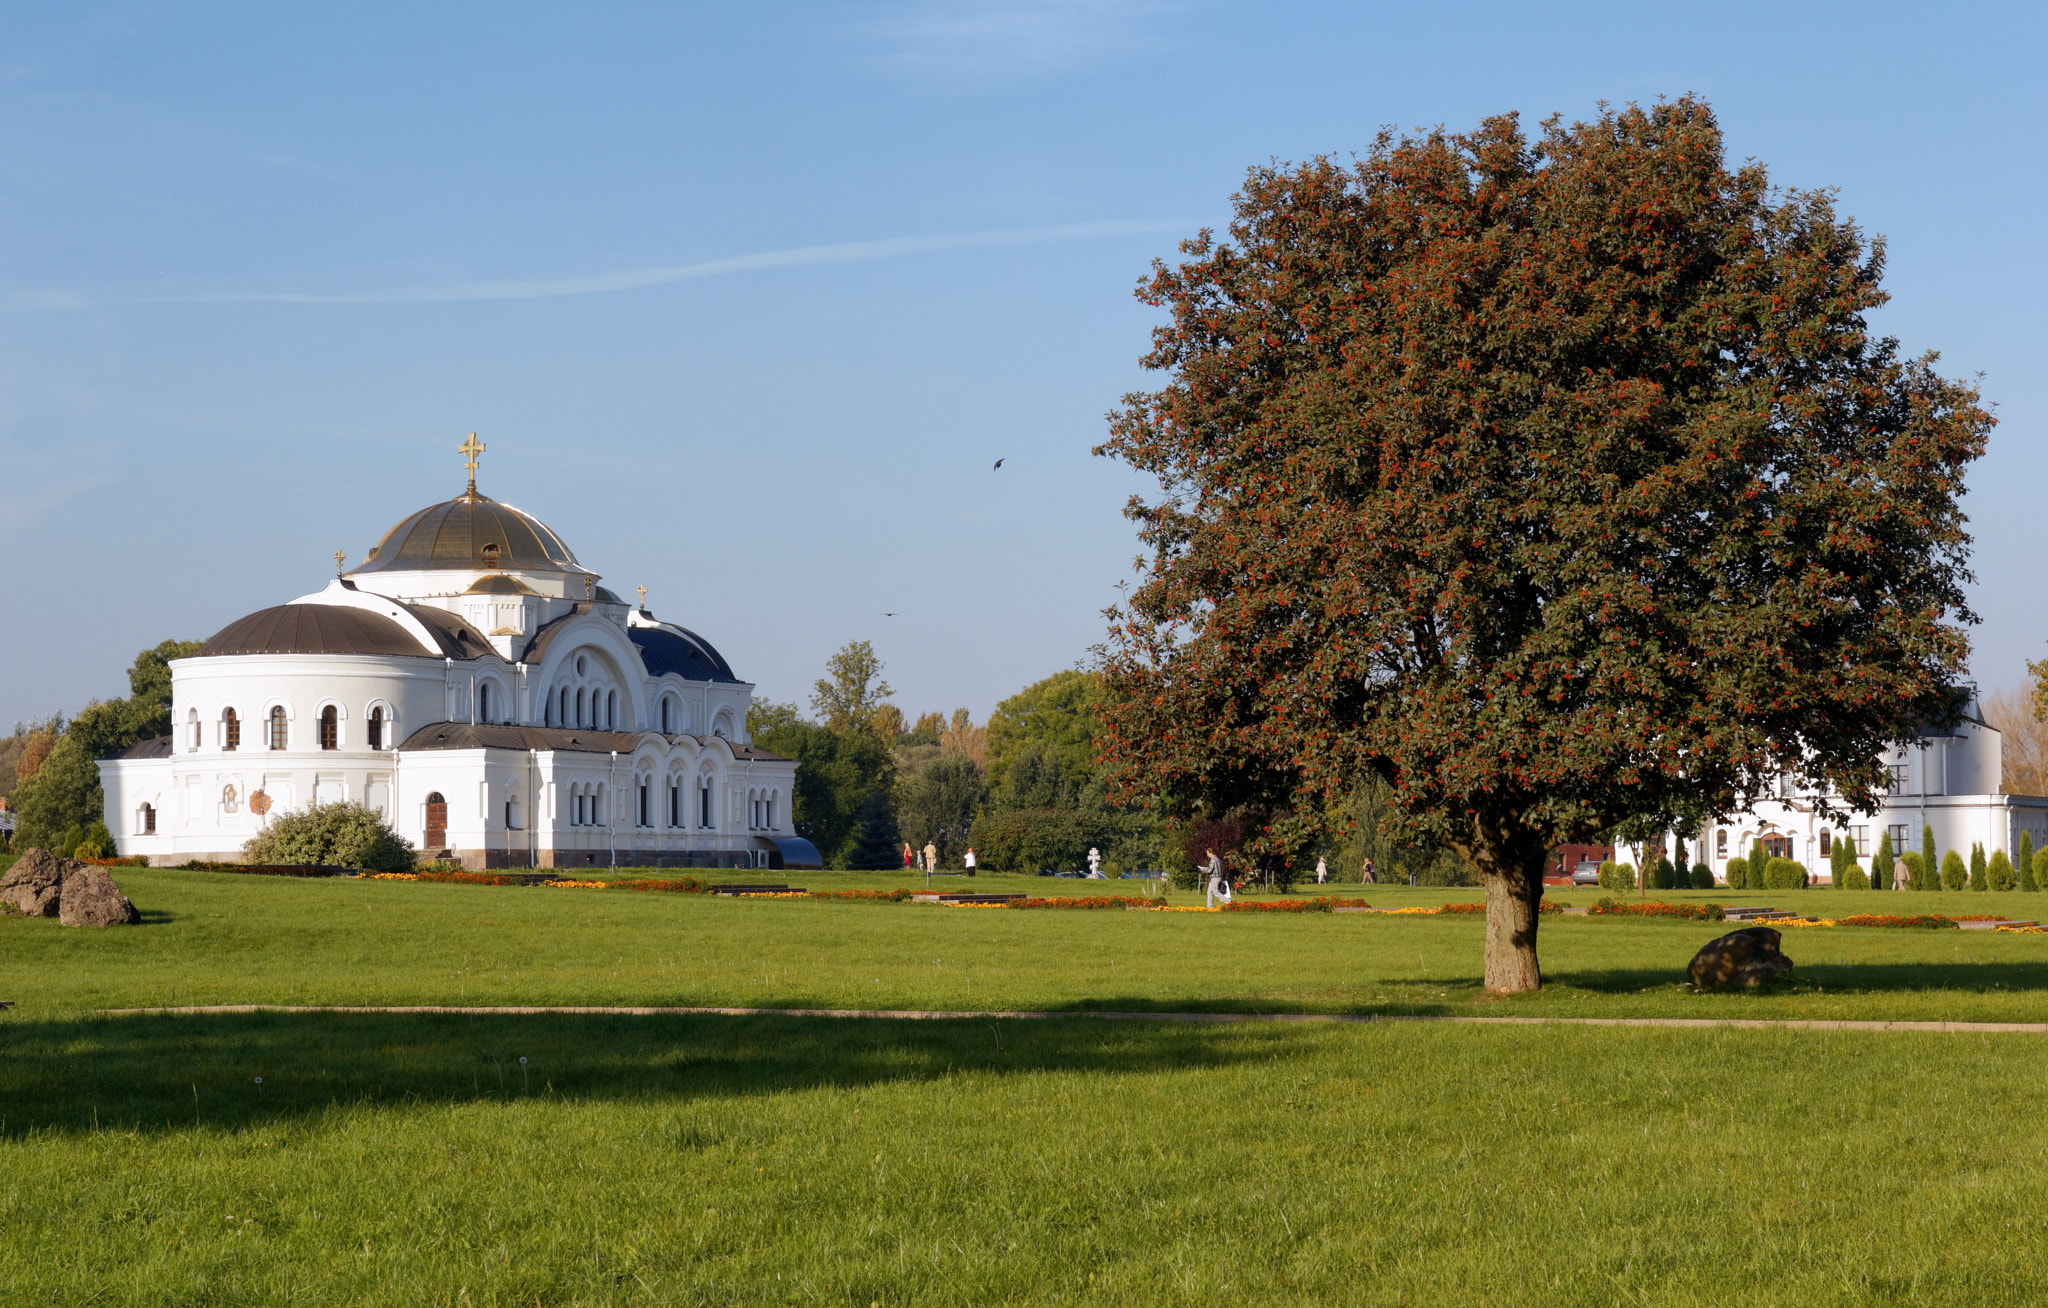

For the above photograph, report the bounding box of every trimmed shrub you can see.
[2033,847,2048,894]
[1690,862,1715,890]
[1763,856,1807,890]
[1597,859,1637,891]
[1986,849,2018,892]
[243,800,415,873]
[1941,850,1968,891]
[2019,832,2038,892]
[1651,856,1677,890]
[1724,854,1748,890]
[1871,830,1895,892]
[1969,842,1987,891]
[1839,861,1870,890]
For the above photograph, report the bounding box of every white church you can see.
[99,439,818,871]
[1657,691,2048,884]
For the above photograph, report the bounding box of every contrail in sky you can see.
[106,219,1188,306]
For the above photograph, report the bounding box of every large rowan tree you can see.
[1095,100,1989,992]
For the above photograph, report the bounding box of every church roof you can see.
[629,626,740,684]
[194,604,438,659]
[349,492,582,576]
[118,735,173,759]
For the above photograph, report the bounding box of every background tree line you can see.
[0,638,202,859]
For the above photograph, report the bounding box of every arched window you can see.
[1819,829,1832,857]
[661,698,671,733]
[1715,830,1727,856]
[478,682,492,723]
[668,780,679,827]
[699,777,712,828]
[267,706,287,750]
[576,688,586,728]
[368,706,384,751]
[424,791,447,848]
[767,791,776,830]
[607,690,617,730]
[140,803,156,835]
[543,693,552,727]
[187,708,200,752]
[222,708,240,752]
[559,687,569,725]
[638,781,649,827]
[320,705,339,750]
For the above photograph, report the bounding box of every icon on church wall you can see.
[249,789,272,816]
[222,785,239,814]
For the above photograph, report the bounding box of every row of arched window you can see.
[189,705,389,753]
[545,684,619,730]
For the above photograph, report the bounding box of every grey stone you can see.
[1688,926,1794,990]
[58,863,140,927]
[0,848,140,925]
[0,847,65,917]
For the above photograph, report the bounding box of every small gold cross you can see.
[458,433,485,495]
[636,584,647,609]
[333,550,347,575]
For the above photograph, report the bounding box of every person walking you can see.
[1315,856,1328,884]
[1361,857,1376,885]
[902,842,914,869]
[1205,848,1232,908]
[923,841,938,875]
[964,847,976,877]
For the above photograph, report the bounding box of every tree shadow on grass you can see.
[0,1008,1333,1139]
[1549,961,2048,995]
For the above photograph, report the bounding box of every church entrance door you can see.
[425,792,447,850]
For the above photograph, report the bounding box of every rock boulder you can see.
[0,847,66,917]
[59,863,141,926]
[1688,926,1793,989]
[0,848,140,925]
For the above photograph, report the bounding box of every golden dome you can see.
[350,493,582,576]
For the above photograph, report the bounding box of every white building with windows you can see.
[99,456,815,871]
[1670,691,2048,884]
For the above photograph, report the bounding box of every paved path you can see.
[96,1004,2048,1034]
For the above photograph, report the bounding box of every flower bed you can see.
[179,862,356,877]
[606,877,711,895]
[1586,899,1724,921]
[809,888,916,901]
[1832,913,1958,930]
[412,870,555,888]
[1007,895,1154,910]
[1440,901,1565,916]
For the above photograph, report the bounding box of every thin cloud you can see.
[110,220,1185,307]
[867,0,1187,78]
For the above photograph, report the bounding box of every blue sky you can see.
[2,0,2042,730]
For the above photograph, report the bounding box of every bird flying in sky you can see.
[992,458,1004,470]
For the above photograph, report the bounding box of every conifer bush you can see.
[1724,854,1747,890]
[1941,850,1968,891]
[2032,847,2048,893]
[1986,849,2017,891]
[1871,831,1895,891]
[1690,862,1715,890]
[1839,860,1870,890]
[1764,856,1807,890]
[2018,832,2037,892]
[1652,855,1677,890]
[1969,842,1987,891]
[1922,826,1938,885]
[1901,851,1926,890]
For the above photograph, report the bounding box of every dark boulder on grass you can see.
[0,848,140,925]
[0,847,66,917]
[1688,927,1793,990]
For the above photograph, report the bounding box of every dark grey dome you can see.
[630,626,738,684]
[195,605,432,658]
[350,492,581,575]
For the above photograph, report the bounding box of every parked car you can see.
[1571,860,1602,886]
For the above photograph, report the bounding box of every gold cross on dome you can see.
[333,550,347,575]
[636,585,647,609]
[458,433,485,495]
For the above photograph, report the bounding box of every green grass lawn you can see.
[5,869,2048,1305]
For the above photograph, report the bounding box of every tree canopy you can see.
[1095,99,1990,991]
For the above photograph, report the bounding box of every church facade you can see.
[99,444,815,870]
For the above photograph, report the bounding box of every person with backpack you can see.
[1205,848,1232,908]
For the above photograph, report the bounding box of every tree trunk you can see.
[1482,863,1544,994]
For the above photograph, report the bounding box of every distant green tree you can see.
[845,784,903,870]
[9,730,108,852]
[810,641,895,736]
[2033,848,2048,893]
[1922,826,1938,889]
[904,711,945,748]
[2018,832,2037,892]
[986,671,1102,792]
[1986,849,2018,892]
[244,800,415,872]
[1871,830,1895,891]
[896,753,986,865]
[1940,849,1968,891]
[1967,841,1987,891]
[1651,855,1677,890]
[972,809,1088,872]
